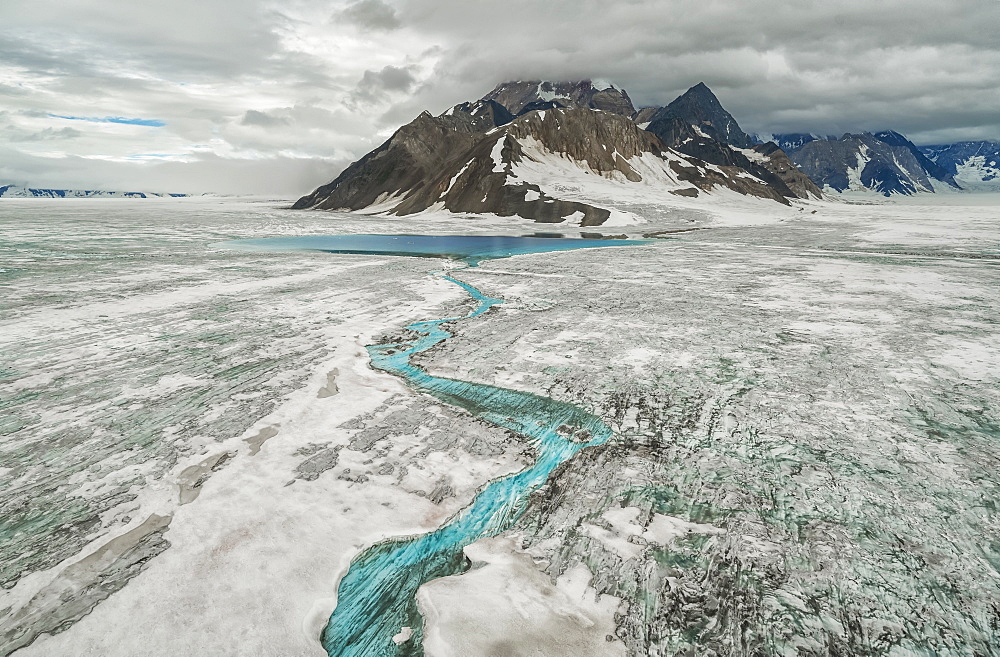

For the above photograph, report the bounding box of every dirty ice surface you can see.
[2,193,1000,656]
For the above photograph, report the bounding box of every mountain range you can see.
[295,80,998,224]
[919,141,1000,189]
[0,185,187,199]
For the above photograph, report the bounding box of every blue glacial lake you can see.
[225,233,650,656]
[218,233,649,263]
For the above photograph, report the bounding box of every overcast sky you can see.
[2,0,998,195]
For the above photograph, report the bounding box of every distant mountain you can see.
[0,185,187,198]
[920,141,1000,188]
[871,131,959,189]
[767,133,825,153]
[294,81,799,223]
[783,132,960,196]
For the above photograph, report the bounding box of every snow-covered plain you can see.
[1,192,999,656]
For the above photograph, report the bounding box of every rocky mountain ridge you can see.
[294,102,793,225]
[296,78,994,219]
[295,80,819,223]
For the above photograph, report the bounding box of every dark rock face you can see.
[292,111,482,211]
[788,132,953,196]
[389,112,625,226]
[481,80,636,116]
[515,100,568,117]
[437,99,515,131]
[753,142,823,199]
[921,141,1000,183]
[631,106,659,125]
[643,114,701,146]
[645,82,755,149]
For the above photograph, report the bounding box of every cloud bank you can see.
[1,0,998,194]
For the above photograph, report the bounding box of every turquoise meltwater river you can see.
[220,234,650,656]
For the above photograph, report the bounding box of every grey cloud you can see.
[16,127,84,141]
[364,66,416,92]
[2,0,999,194]
[0,83,29,98]
[0,1,285,81]
[399,0,1000,145]
[337,0,401,31]
[222,104,378,164]
[242,110,291,127]
[352,65,417,104]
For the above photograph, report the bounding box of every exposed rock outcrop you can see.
[770,131,961,196]
[752,142,823,199]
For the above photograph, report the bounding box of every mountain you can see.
[920,141,1000,188]
[640,120,803,200]
[480,80,636,117]
[294,85,798,223]
[871,131,959,189]
[634,83,819,200]
[642,82,755,149]
[0,185,187,198]
[783,132,960,196]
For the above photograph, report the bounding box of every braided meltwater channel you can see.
[320,264,615,656]
[218,234,650,656]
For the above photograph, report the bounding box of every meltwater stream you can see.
[221,234,649,657]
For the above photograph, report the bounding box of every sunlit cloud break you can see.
[49,115,166,127]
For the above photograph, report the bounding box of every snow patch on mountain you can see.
[591,79,621,92]
[490,136,507,173]
[955,156,1000,187]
